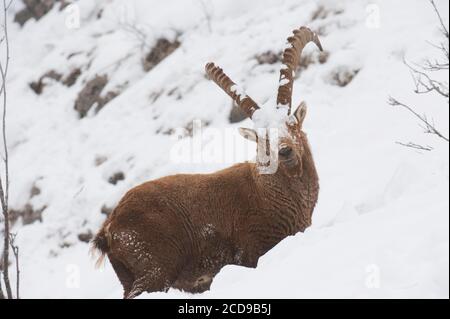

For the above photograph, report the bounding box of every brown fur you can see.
[93,27,321,299]
[93,129,319,298]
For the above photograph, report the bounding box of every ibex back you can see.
[93,26,321,299]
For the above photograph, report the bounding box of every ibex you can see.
[92,27,321,299]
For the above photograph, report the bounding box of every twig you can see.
[118,21,150,52]
[399,1,449,100]
[396,141,434,151]
[9,233,19,299]
[430,0,449,40]
[389,97,449,142]
[198,0,213,33]
[428,0,449,70]
[0,270,4,299]
[423,58,449,71]
[405,58,449,99]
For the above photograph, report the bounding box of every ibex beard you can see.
[92,26,321,299]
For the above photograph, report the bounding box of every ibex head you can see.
[206,27,322,177]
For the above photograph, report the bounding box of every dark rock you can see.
[108,172,125,185]
[67,51,83,60]
[311,5,343,21]
[62,68,82,87]
[95,90,119,113]
[255,51,281,65]
[59,0,71,11]
[143,38,181,72]
[229,102,248,123]
[9,204,46,226]
[297,50,330,74]
[14,0,73,26]
[150,89,164,103]
[30,185,41,198]
[24,0,55,19]
[311,6,329,20]
[329,67,360,87]
[74,75,108,118]
[59,242,72,249]
[78,230,93,243]
[14,8,33,26]
[95,156,108,166]
[29,70,62,95]
[30,68,81,95]
[74,75,122,117]
[97,8,104,19]
[101,205,113,216]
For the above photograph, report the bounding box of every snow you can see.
[279,78,290,86]
[2,0,449,299]
[251,101,290,132]
[229,84,247,100]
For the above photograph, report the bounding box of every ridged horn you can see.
[205,62,259,118]
[277,27,323,114]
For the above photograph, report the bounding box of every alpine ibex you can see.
[93,26,321,299]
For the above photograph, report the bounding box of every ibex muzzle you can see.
[92,26,321,299]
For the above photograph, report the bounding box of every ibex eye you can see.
[279,147,293,157]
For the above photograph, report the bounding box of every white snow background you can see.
[1,0,449,298]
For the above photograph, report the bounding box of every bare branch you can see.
[9,233,19,299]
[396,141,434,151]
[388,97,449,142]
[397,1,448,103]
[430,0,449,40]
[390,2,449,148]
[118,20,150,52]
[405,59,449,99]
[0,270,4,299]
[198,0,213,33]
[427,40,449,62]
[5,0,12,10]
[423,58,449,71]
[0,0,13,299]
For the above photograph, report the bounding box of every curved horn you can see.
[277,27,323,114]
[205,63,259,118]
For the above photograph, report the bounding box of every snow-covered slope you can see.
[3,0,448,298]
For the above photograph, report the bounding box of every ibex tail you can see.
[90,222,112,269]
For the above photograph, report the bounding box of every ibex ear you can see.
[294,101,307,127]
[238,128,258,142]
